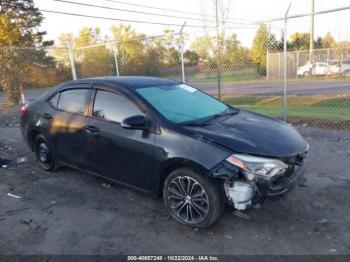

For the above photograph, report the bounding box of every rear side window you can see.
[49,93,60,107]
[92,90,142,123]
[57,89,90,114]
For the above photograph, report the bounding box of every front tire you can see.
[34,134,57,171]
[303,71,311,78]
[163,168,225,228]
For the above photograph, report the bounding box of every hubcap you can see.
[38,142,50,163]
[167,176,209,224]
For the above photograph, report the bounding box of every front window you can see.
[93,90,143,123]
[136,84,228,124]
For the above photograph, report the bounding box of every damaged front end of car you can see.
[210,148,309,210]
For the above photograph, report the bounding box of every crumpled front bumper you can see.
[256,160,308,200]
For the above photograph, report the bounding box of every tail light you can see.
[20,105,28,115]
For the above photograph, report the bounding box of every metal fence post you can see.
[278,52,281,79]
[283,3,291,122]
[327,48,330,65]
[67,42,77,80]
[180,22,186,83]
[340,49,343,76]
[296,51,299,74]
[266,49,269,79]
[112,41,120,77]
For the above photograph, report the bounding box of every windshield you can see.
[136,84,228,124]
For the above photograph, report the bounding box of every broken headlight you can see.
[226,154,288,181]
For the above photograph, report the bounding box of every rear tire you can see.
[343,70,350,77]
[34,134,57,171]
[163,168,225,228]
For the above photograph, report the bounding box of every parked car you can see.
[20,76,309,228]
[297,62,328,77]
[339,59,350,76]
[297,60,350,77]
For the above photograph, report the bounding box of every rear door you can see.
[47,84,92,168]
[314,62,327,75]
[83,85,155,190]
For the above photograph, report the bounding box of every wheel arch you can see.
[28,129,41,151]
[156,157,211,196]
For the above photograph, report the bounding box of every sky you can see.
[34,0,350,47]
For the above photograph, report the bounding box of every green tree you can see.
[184,50,199,65]
[0,15,22,45]
[289,32,310,50]
[190,34,214,60]
[0,0,51,46]
[74,27,114,78]
[142,36,169,76]
[142,45,163,75]
[0,0,53,105]
[288,32,336,50]
[251,24,270,75]
[223,33,251,67]
[51,33,74,67]
[160,29,184,66]
[321,32,336,48]
[111,23,146,74]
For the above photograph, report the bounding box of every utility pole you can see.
[215,0,221,100]
[112,41,120,77]
[67,41,77,80]
[309,0,315,62]
[283,3,291,122]
[180,21,186,84]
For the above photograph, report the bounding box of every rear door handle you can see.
[41,113,52,119]
[84,125,99,135]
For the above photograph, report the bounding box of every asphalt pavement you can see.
[1,107,350,255]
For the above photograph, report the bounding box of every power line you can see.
[52,0,250,25]
[100,0,242,20]
[101,0,256,23]
[40,9,258,30]
[40,9,216,28]
[256,5,350,24]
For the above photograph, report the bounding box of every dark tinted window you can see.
[49,93,59,107]
[57,89,89,114]
[136,84,227,123]
[93,90,142,123]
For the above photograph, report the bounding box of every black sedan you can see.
[20,76,308,228]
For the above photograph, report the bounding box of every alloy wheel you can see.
[38,142,50,162]
[167,176,209,224]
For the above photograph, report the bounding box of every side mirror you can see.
[121,115,148,130]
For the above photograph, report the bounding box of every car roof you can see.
[61,76,180,89]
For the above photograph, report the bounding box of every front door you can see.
[84,87,155,190]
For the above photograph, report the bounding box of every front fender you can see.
[150,127,231,195]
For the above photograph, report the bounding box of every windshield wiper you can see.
[180,108,239,127]
[201,108,239,123]
[180,120,210,127]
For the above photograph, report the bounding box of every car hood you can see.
[183,110,308,158]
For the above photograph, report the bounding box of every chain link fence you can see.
[0,6,349,137]
[272,7,350,135]
[0,46,72,106]
[268,47,350,79]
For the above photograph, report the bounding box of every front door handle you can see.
[84,125,99,135]
[41,113,52,119]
